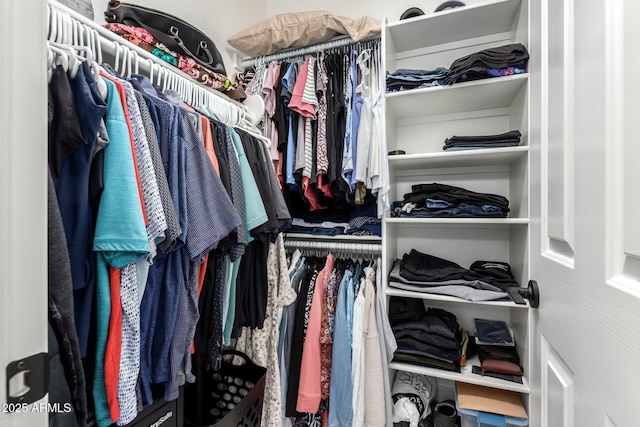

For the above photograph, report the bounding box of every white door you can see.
[0,0,48,426]
[529,0,640,426]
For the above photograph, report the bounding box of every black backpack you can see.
[105,1,227,75]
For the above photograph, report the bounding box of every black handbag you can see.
[105,1,227,76]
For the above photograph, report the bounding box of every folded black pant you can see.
[449,43,530,74]
[444,130,521,148]
[399,250,518,292]
[400,249,470,282]
[394,350,460,372]
[446,130,522,143]
[395,337,461,363]
[393,326,460,351]
[389,296,426,326]
[404,183,510,213]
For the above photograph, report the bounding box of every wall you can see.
[266,0,489,28]
[91,0,490,74]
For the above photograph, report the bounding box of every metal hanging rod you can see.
[238,33,381,68]
[283,239,382,257]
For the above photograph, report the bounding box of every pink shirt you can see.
[297,254,335,413]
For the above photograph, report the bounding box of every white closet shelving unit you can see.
[381,0,531,411]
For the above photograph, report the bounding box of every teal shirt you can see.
[228,127,268,240]
[222,128,269,345]
[93,79,149,427]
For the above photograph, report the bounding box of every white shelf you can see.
[385,74,528,119]
[384,218,529,226]
[389,356,530,393]
[283,233,382,242]
[386,0,522,54]
[389,146,529,170]
[385,287,529,309]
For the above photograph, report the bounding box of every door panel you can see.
[531,0,640,426]
[607,0,640,288]
[541,336,574,427]
[543,0,575,262]
[0,0,48,426]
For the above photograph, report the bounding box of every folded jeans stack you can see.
[443,130,522,152]
[287,218,350,236]
[386,67,450,92]
[443,43,529,85]
[391,183,510,218]
[346,202,382,236]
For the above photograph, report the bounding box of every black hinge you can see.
[6,353,48,410]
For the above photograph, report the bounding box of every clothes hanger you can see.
[48,41,80,79]
[47,47,55,83]
[121,45,132,78]
[130,49,140,77]
[47,5,56,43]
[59,7,68,43]
[147,59,155,84]
[48,43,70,72]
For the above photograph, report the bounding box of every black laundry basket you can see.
[184,350,266,427]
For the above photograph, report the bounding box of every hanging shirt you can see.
[325,53,347,193]
[201,115,220,174]
[351,277,366,427]
[289,57,318,120]
[93,78,148,427]
[100,73,150,426]
[363,266,385,427]
[228,127,269,240]
[263,61,281,164]
[116,263,140,426]
[370,50,390,218]
[341,52,355,190]
[350,50,364,191]
[47,166,88,427]
[166,106,242,400]
[315,52,330,187]
[355,49,373,186]
[328,269,354,426]
[297,254,334,414]
[375,259,397,427]
[132,87,182,254]
[282,62,298,187]
[55,62,106,358]
[320,268,339,402]
[233,235,296,427]
[48,66,88,187]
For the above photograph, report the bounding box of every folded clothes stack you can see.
[388,249,517,302]
[288,202,382,236]
[288,218,351,236]
[472,318,524,384]
[443,43,529,85]
[346,202,382,236]
[443,130,522,151]
[386,67,450,92]
[390,297,466,372]
[391,183,510,218]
